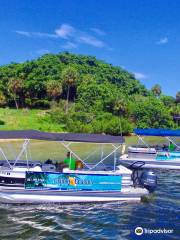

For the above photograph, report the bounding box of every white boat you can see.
[0,130,155,203]
[120,128,180,170]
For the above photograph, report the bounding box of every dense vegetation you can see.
[0,52,179,135]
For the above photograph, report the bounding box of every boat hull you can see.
[0,188,148,203]
[119,157,180,170]
[0,166,149,203]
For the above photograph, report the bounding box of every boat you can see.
[0,130,156,203]
[120,128,180,170]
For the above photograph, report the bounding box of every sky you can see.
[0,0,180,96]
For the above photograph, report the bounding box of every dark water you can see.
[0,171,179,240]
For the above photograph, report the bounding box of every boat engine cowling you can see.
[140,170,157,192]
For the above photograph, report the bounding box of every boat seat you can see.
[75,160,83,169]
[41,164,56,172]
[55,163,69,172]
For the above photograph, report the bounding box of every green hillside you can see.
[0,52,179,134]
[0,108,63,132]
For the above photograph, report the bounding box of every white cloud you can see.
[156,37,168,45]
[134,72,147,79]
[55,24,75,39]
[15,23,107,49]
[90,28,106,36]
[78,35,105,48]
[31,32,57,38]
[15,31,31,37]
[36,49,50,55]
[15,30,57,38]
[62,42,78,49]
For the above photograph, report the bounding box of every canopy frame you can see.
[0,137,123,171]
[166,137,180,150]
[137,135,151,149]
[0,146,12,169]
[0,139,31,169]
[12,139,30,168]
[60,141,122,171]
[134,130,180,150]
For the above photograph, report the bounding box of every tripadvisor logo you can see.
[135,227,174,236]
[135,227,143,236]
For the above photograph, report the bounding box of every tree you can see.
[151,84,162,97]
[0,52,178,134]
[8,78,23,109]
[132,97,174,128]
[160,95,175,107]
[0,91,6,107]
[175,91,180,104]
[46,80,62,100]
[113,98,128,117]
[61,66,78,113]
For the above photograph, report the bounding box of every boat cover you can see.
[0,130,124,143]
[134,128,180,137]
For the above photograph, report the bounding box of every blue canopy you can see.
[134,128,180,137]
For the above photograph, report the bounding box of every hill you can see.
[0,52,179,134]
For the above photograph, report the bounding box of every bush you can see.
[25,98,32,107]
[92,116,133,135]
[0,119,5,125]
[49,108,133,135]
[32,100,50,109]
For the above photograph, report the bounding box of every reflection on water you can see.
[0,141,179,239]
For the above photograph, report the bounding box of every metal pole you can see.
[13,139,30,167]
[137,135,150,148]
[113,148,117,171]
[166,137,180,149]
[60,142,90,169]
[101,144,104,161]
[25,144,29,170]
[0,147,12,169]
[70,151,72,168]
[90,145,121,170]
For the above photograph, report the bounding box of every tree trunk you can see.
[14,96,19,110]
[66,86,70,114]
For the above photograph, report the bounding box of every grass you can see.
[0,108,64,132]
[0,108,173,162]
[0,108,174,146]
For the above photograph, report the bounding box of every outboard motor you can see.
[140,170,157,192]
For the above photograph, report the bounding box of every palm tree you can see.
[113,98,128,117]
[61,66,78,113]
[151,84,162,97]
[46,80,62,100]
[8,78,23,109]
[113,98,128,136]
[175,91,180,104]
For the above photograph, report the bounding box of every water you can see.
[0,141,180,239]
[0,170,179,240]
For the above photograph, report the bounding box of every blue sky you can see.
[0,0,180,96]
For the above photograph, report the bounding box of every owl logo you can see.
[135,227,143,236]
[69,177,76,186]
